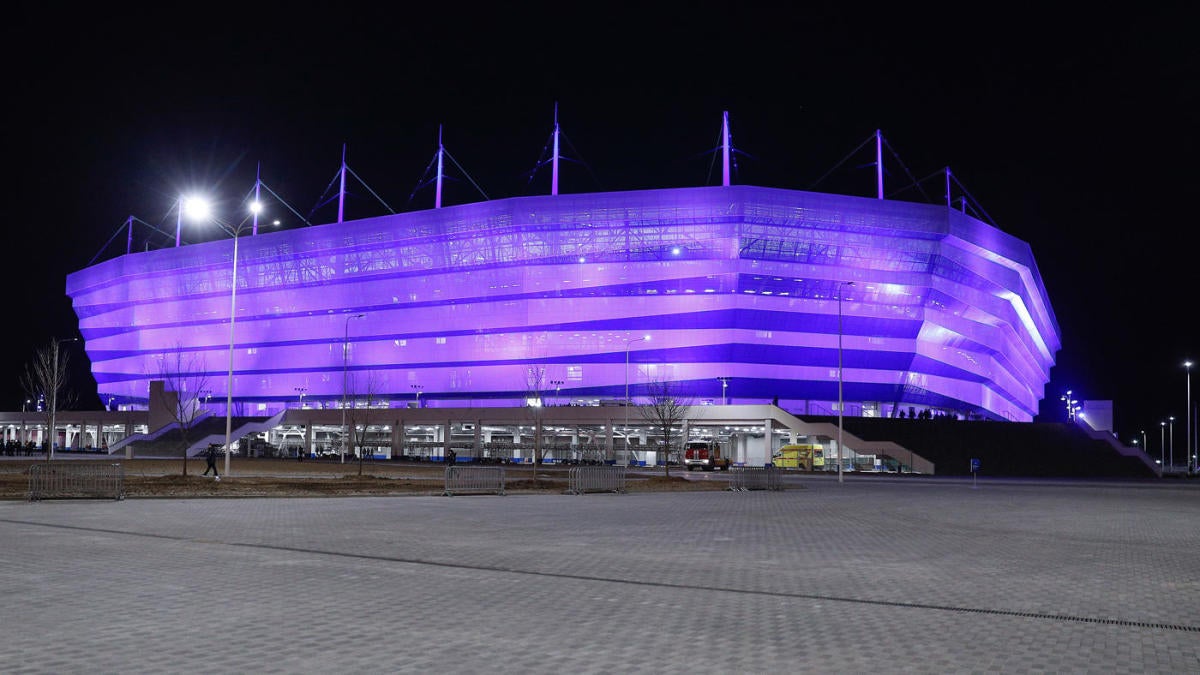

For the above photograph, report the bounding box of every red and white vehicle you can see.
[683,439,732,471]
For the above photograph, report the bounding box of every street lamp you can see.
[1140,429,1147,457]
[295,386,307,408]
[837,281,854,484]
[1060,390,1078,422]
[410,384,424,407]
[550,379,565,406]
[1161,421,1166,468]
[1169,416,1175,470]
[340,313,366,464]
[23,399,30,412]
[624,334,650,466]
[49,337,79,459]
[183,195,262,478]
[1185,361,1193,472]
[718,377,729,405]
[175,195,209,247]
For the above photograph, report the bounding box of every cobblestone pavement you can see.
[1,475,1198,674]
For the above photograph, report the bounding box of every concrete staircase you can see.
[113,414,281,458]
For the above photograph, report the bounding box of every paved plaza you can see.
[1,474,1198,673]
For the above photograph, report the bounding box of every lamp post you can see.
[1169,416,1175,470]
[295,386,307,408]
[624,334,650,466]
[550,379,564,406]
[1140,429,1147,457]
[183,194,262,478]
[49,337,79,460]
[1185,360,1193,472]
[837,281,854,483]
[718,377,729,405]
[410,384,424,407]
[1060,390,1078,422]
[340,313,366,464]
[1160,421,1166,468]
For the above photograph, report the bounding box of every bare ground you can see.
[0,457,734,499]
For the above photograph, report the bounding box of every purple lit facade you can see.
[66,184,1060,421]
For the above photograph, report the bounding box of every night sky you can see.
[3,4,1195,445]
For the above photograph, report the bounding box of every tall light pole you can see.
[550,379,564,405]
[1060,390,1078,422]
[624,334,650,466]
[718,377,729,405]
[49,337,79,459]
[1140,429,1147,457]
[410,384,423,407]
[1169,416,1175,470]
[837,281,854,483]
[182,194,260,478]
[1185,361,1193,472]
[340,313,366,464]
[1160,421,1166,468]
[295,386,307,408]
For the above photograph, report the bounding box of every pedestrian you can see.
[203,444,221,481]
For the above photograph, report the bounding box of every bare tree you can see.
[344,370,382,476]
[638,376,693,477]
[19,338,77,462]
[523,365,547,483]
[153,348,211,476]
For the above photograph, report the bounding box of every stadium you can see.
[65,176,1059,422]
[32,118,1098,474]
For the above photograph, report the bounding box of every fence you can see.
[28,463,125,501]
[443,466,506,496]
[566,465,627,494]
[728,466,783,491]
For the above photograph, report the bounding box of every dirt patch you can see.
[0,458,732,499]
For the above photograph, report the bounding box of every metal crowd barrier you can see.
[566,465,627,495]
[28,463,125,501]
[443,465,506,496]
[728,466,783,492]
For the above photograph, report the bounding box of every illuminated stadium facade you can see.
[66,173,1060,423]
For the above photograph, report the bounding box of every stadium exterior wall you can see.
[65,184,1060,421]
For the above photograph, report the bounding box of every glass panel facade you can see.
[66,185,1059,421]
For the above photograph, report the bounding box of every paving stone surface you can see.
[1,474,1198,673]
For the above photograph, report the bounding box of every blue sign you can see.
[970,458,981,472]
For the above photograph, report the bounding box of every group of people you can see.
[2,440,41,456]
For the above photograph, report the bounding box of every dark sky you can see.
[3,3,1196,444]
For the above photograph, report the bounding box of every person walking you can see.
[203,444,221,481]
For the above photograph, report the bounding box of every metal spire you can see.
[436,124,444,209]
[552,103,560,196]
[876,129,884,200]
[337,144,347,224]
[722,111,731,187]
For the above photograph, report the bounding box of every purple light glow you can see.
[67,185,1060,421]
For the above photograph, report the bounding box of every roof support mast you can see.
[436,124,445,209]
[552,103,560,196]
[252,162,261,235]
[722,111,731,187]
[876,129,884,199]
[337,144,347,224]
